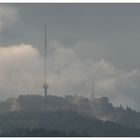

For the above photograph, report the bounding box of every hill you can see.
[0,110,140,136]
[16,94,140,128]
[0,94,140,130]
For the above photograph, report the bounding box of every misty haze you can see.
[0,3,140,137]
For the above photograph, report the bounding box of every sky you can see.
[0,3,140,110]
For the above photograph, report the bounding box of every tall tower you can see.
[43,24,48,97]
[90,80,95,100]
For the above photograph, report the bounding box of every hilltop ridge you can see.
[0,94,140,129]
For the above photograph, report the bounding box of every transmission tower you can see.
[43,24,48,97]
[90,80,95,100]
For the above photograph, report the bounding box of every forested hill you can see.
[17,95,140,128]
[0,94,140,129]
[0,110,140,137]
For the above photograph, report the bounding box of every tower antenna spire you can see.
[43,24,48,97]
[91,80,95,100]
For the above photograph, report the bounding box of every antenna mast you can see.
[91,80,95,100]
[43,24,48,97]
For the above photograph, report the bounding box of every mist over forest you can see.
[0,94,139,136]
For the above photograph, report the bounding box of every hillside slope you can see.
[0,110,140,137]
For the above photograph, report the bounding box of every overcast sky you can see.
[0,4,140,110]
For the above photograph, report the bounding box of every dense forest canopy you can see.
[0,94,140,129]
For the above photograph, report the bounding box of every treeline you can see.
[1,128,89,137]
[1,94,140,129]
[17,94,140,128]
[0,110,140,136]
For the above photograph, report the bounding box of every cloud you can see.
[0,42,140,110]
[0,5,18,30]
[0,44,43,98]
[47,42,140,110]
